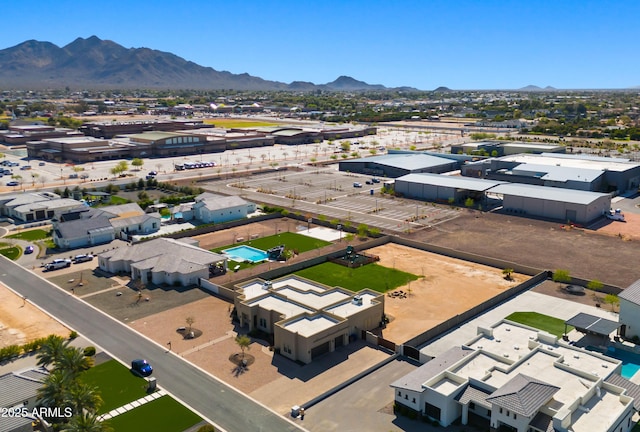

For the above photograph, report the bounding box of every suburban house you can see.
[0,192,83,223]
[192,193,256,224]
[234,275,384,364]
[98,237,227,286]
[0,368,49,432]
[52,203,160,249]
[618,279,640,340]
[390,320,638,432]
[169,193,256,224]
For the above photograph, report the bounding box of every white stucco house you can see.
[391,320,638,432]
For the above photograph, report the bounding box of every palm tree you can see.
[37,335,69,370]
[55,347,93,378]
[66,381,103,415]
[235,335,251,360]
[62,412,112,432]
[37,369,69,410]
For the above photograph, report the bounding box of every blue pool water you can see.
[222,245,268,263]
[587,346,640,379]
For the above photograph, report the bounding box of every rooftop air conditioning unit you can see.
[353,295,363,305]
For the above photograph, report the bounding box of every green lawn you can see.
[0,246,21,260]
[295,262,420,293]
[213,232,332,270]
[80,360,149,414]
[6,229,51,241]
[505,312,572,337]
[105,396,202,432]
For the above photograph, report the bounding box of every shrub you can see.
[197,426,216,432]
[83,346,96,357]
[0,345,22,362]
[69,330,78,340]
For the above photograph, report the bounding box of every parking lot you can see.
[202,166,460,232]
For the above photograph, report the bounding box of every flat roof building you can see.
[235,275,384,364]
[391,320,636,431]
[339,154,459,178]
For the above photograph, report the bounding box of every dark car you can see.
[25,245,34,254]
[371,178,381,183]
[131,359,153,377]
[148,171,158,176]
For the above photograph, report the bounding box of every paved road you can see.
[0,257,303,432]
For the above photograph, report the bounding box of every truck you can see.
[606,208,625,222]
[45,259,71,271]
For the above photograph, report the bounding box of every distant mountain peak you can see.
[519,85,557,91]
[0,37,413,91]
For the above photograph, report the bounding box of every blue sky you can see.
[3,0,638,90]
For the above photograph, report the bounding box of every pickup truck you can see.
[45,259,71,271]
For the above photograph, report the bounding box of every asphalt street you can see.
[0,257,303,432]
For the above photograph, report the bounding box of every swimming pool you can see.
[587,346,640,379]
[222,245,269,263]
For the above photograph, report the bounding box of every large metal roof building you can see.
[339,154,458,178]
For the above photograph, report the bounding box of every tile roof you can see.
[619,279,640,305]
[605,374,640,411]
[0,368,47,407]
[54,214,113,239]
[530,411,554,432]
[389,347,474,392]
[486,374,560,417]
[455,384,492,409]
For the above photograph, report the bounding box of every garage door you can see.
[334,335,345,348]
[311,341,330,360]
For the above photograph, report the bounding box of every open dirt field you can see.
[412,211,640,288]
[590,212,640,241]
[366,243,527,344]
[0,284,69,347]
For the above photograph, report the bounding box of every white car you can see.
[73,254,94,263]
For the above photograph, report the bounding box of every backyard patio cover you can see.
[565,312,621,337]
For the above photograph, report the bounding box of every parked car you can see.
[353,182,363,188]
[73,254,93,263]
[25,245,34,254]
[39,162,46,166]
[20,165,32,170]
[6,181,19,186]
[371,178,381,183]
[148,171,158,176]
[131,359,153,377]
[365,180,373,185]
[45,259,71,271]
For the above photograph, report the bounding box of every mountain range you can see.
[0,36,415,91]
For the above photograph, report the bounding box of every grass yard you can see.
[202,118,278,128]
[0,246,21,260]
[6,229,51,241]
[80,360,150,414]
[105,396,202,432]
[505,312,572,337]
[295,262,420,293]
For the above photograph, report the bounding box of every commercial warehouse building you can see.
[391,173,611,224]
[235,276,384,364]
[394,173,504,203]
[339,154,459,178]
[464,153,640,193]
[491,183,611,224]
[451,141,565,157]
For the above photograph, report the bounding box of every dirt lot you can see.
[366,243,527,343]
[0,283,69,347]
[411,210,640,288]
[590,212,640,241]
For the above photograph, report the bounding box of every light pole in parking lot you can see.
[337,224,342,242]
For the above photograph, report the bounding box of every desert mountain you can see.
[0,36,406,91]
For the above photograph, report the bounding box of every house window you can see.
[404,394,408,400]
[259,318,267,328]
[412,398,416,403]
[499,408,503,414]
[398,391,401,397]
[513,413,517,419]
